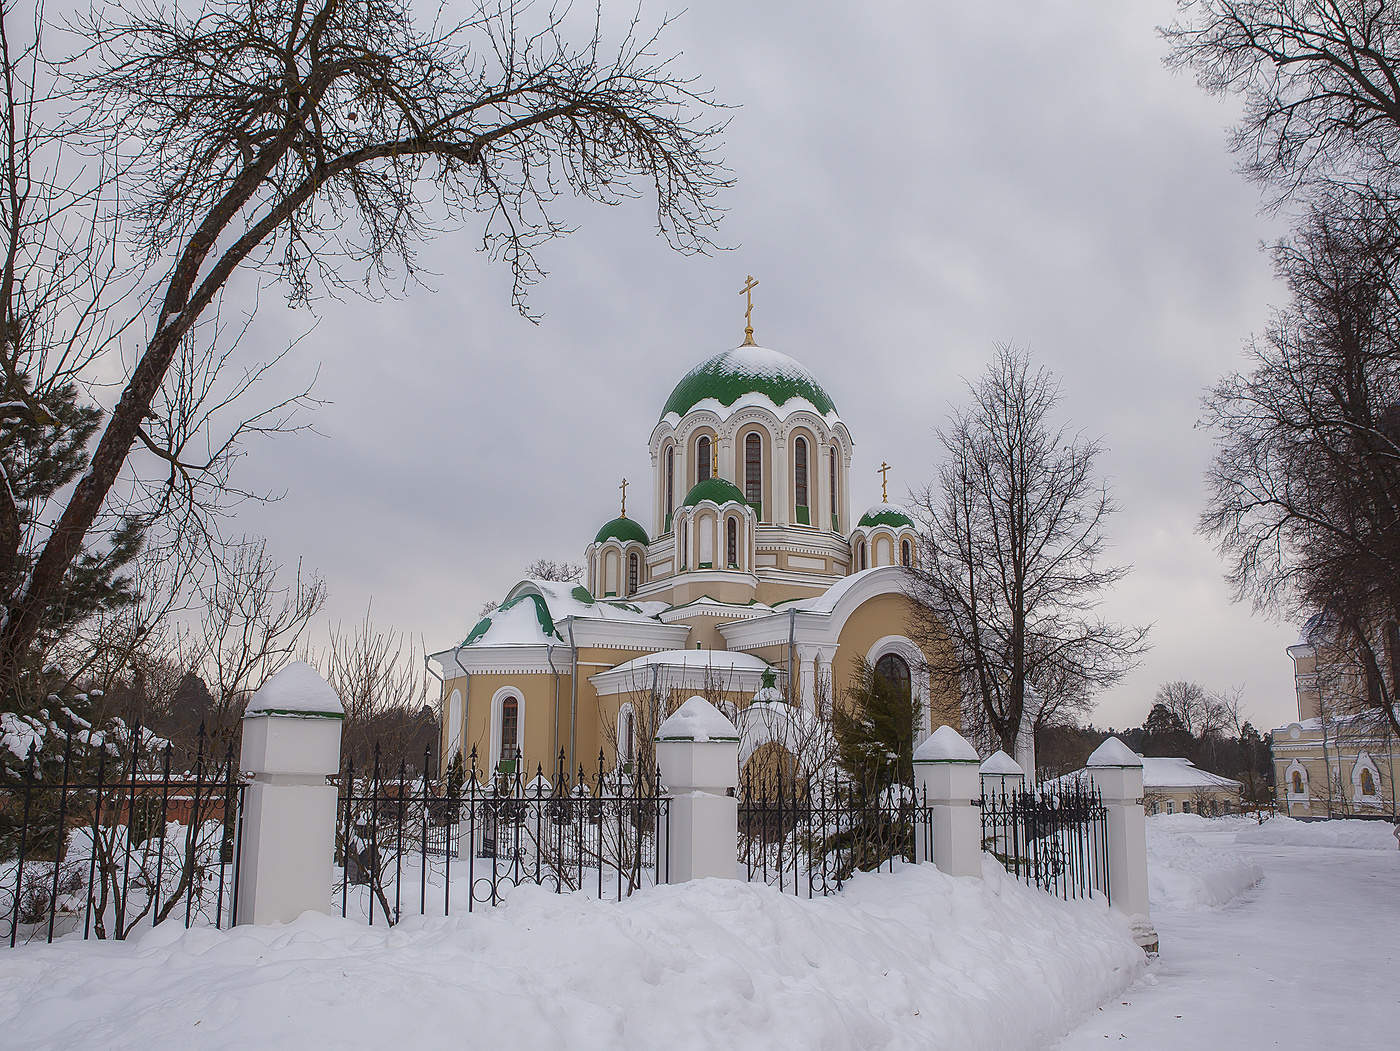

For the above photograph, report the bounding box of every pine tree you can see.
[824,658,923,875]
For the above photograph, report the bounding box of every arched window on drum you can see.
[627,552,640,596]
[696,435,712,483]
[900,538,913,567]
[794,436,809,524]
[727,517,739,568]
[745,432,763,516]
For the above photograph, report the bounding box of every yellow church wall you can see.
[835,593,960,730]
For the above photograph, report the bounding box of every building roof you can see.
[857,503,914,529]
[1139,757,1243,791]
[659,346,838,422]
[457,579,663,648]
[594,516,649,545]
[683,477,748,507]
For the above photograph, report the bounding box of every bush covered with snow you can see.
[1146,814,1263,910]
[0,862,1143,1050]
[1235,815,1399,851]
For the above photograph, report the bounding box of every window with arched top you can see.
[727,516,738,568]
[623,709,635,764]
[627,552,639,596]
[829,447,839,531]
[875,653,912,703]
[901,538,913,567]
[665,445,675,527]
[680,518,689,568]
[794,436,809,523]
[857,539,867,571]
[745,433,762,511]
[501,697,519,766]
[1361,767,1377,796]
[1291,770,1304,794]
[696,435,711,482]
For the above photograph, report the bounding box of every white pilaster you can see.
[655,697,740,882]
[913,725,982,877]
[1086,737,1158,953]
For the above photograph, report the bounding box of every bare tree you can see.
[1164,1,1400,207]
[0,0,728,695]
[908,345,1149,756]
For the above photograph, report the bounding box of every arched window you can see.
[665,445,675,527]
[745,433,762,510]
[680,518,688,568]
[875,653,911,703]
[1291,770,1304,794]
[627,552,639,595]
[696,435,711,482]
[829,447,839,530]
[794,436,809,521]
[1361,767,1377,796]
[901,538,913,567]
[622,709,635,765]
[857,539,867,571]
[500,696,519,768]
[727,517,738,568]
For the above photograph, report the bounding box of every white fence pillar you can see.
[237,662,344,926]
[1086,737,1158,953]
[655,696,739,882]
[979,749,1025,798]
[913,725,982,877]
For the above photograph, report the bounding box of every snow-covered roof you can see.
[603,648,772,677]
[656,696,740,742]
[1139,757,1242,791]
[457,579,665,649]
[246,661,344,718]
[776,567,893,614]
[658,345,842,426]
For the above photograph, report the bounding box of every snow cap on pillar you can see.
[1086,737,1142,768]
[979,750,1023,776]
[244,661,344,719]
[656,696,739,743]
[913,724,979,763]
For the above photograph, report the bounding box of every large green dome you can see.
[594,516,649,545]
[661,346,838,420]
[683,477,748,507]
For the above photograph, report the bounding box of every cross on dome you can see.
[739,274,759,346]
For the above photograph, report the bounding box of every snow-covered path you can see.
[1060,820,1400,1049]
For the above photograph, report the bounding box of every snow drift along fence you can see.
[980,780,1109,902]
[2,724,245,947]
[336,745,670,925]
[738,770,934,896]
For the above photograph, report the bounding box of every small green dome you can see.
[661,346,837,420]
[857,503,914,529]
[594,517,649,545]
[683,477,747,507]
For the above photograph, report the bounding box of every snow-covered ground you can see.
[0,860,1141,1050]
[1060,814,1400,1049]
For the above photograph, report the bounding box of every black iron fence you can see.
[980,779,1109,902]
[738,769,934,896]
[2,724,244,947]
[335,746,670,924]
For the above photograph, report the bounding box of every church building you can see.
[431,282,959,778]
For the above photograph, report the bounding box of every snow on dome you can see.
[913,724,979,762]
[594,516,648,546]
[1086,737,1142,768]
[245,661,344,717]
[856,502,914,529]
[659,345,839,423]
[682,477,748,508]
[656,696,740,742]
[980,750,1024,776]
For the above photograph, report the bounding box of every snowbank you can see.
[1146,814,1263,910]
[1236,815,1399,851]
[0,863,1142,1050]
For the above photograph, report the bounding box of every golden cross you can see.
[739,275,759,346]
[619,477,628,518]
[879,461,891,503]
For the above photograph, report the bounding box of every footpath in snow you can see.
[1060,813,1400,1050]
[0,860,1141,1051]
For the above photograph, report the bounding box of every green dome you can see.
[857,503,914,529]
[594,517,649,545]
[661,346,837,420]
[683,477,748,507]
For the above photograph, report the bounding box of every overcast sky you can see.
[224,0,1302,733]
